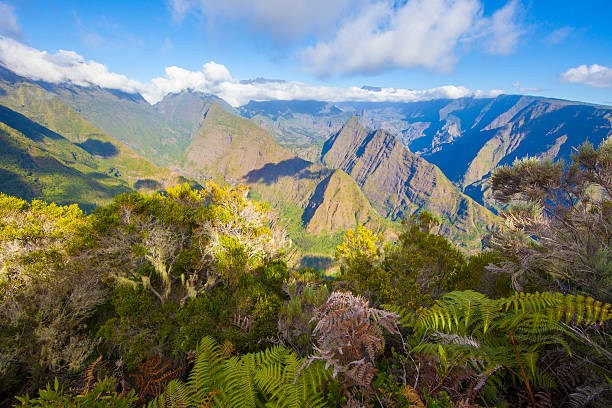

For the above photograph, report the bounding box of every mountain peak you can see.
[322,117,495,250]
[303,169,381,234]
[182,103,294,182]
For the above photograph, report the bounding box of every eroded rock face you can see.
[183,103,294,182]
[239,97,612,212]
[303,170,380,235]
[322,117,496,250]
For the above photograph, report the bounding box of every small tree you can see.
[488,139,611,301]
[336,212,468,309]
[0,195,104,396]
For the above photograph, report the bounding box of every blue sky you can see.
[0,0,610,106]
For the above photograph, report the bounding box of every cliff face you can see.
[182,103,294,182]
[322,117,496,249]
[238,96,612,211]
[302,169,381,234]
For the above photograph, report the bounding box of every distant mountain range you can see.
[241,97,612,209]
[1,65,610,261]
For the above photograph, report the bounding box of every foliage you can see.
[336,213,470,308]
[399,290,611,406]
[489,139,611,302]
[382,212,468,307]
[309,291,399,406]
[92,182,290,365]
[0,194,105,397]
[0,171,610,408]
[15,377,136,408]
[149,336,331,407]
[277,269,331,356]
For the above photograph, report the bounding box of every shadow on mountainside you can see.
[244,157,319,185]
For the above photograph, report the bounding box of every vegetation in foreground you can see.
[0,140,610,407]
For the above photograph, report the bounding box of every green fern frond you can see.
[186,336,225,403]
[148,380,190,408]
[152,336,331,408]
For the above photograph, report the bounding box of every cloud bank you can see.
[560,64,612,88]
[171,0,524,76]
[0,37,142,92]
[145,64,501,106]
[303,0,523,76]
[0,36,502,106]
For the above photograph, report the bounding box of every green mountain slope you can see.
[302,169,382,235]
[154,90,236,137]
[0,65,183,167]
[0,114,130,210]
[322,117,496,250]
[0,79,184,190]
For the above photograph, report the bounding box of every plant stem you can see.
[509,332,536,408]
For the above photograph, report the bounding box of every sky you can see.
[0,0,610,106]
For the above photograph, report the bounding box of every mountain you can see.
[240,100,351,161]
[9,63,607,257]
[172,101,391,262]
[0,66,186,166]
[238,97,612,209]
[155,90,236,133]
[302,169,382,235]
[322,118,496,249]
[0,105,130,209]
[0,68,188,209]
[182,103,295,182]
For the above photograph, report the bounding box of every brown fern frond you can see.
[83,355,103,392]
[398,384,425,408]
[534,389,553,408]
[232,313,254,333]
[310,291,399,405]
[131,355,183,403]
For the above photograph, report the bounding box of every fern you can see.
[150,336,331,408]
[416,291,610,336]
[404,290,611,405]
[185,336,225,403]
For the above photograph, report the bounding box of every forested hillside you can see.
[1,139,610,407]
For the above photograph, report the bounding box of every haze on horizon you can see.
[0,0,610,106]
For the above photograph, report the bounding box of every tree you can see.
[335,226,390,305]
[336,212,468,308]
[91,182,290,368]
[0,195,104,398]
[383,212,467,307]
[488,139,611,302]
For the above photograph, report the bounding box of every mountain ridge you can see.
[322,117,496,250]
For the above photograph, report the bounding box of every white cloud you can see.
[169,0,358,40]
[560,64,612,88]
[0,36,142,92]
[545,26,574,45]
[0,36,502,107]
[143,60,502,106]
[0,2,22,40]
[478,0,523,55]
[303,0,523,76]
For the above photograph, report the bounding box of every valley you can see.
[1,65,610,264]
